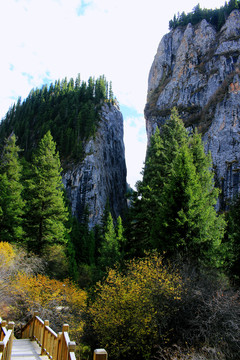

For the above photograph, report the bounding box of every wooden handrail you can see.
[21,313,108,360]
[0,319,7,342]
[0,318,15,360]
[21,313,76,360]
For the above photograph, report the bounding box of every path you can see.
[11,339,48,360]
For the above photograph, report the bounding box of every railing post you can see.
[56,332,62,360]
[30,311,39,340]
[41,320,49,356]
[62,324,69,332]
[93,349,108,360]
[69,341,76,353]
[62,325,69,360]
[0,320,7,341]
[7,322,14,330]
[6,322,14,360]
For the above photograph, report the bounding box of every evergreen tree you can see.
[130,108,188,255]
[109,81,114,103]
[169,1,240,31]
[99,212,121,270]
[24,131,69,254]
[116,215,126,259]
[88,229,96,266]
[228,0,239,12]
[116,216,125,244]
[131,109,225,266]
[152,142,224,265]
[0,134,25,242]
[75,73,81,88]
[223,195,240,279]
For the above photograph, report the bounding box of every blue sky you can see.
[0,0,226,188]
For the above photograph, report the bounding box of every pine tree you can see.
[223,195,240,279]
[88,229,96,266]
[116,215,126,259]
[228,0,239,12]
[0,134,25,242]
[109,81,114,103]
[99,212,121,270]
[131,109,225,266]
[152,142,224,265]
[130,108,188,255]
[75,73,81,88]
[24,131,69,254]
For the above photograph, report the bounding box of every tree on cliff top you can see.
[169,1,240,32]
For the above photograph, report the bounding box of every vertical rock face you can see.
[62,103,127,228]
[145,10,240,207]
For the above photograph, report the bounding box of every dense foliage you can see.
[0,75,114,162]
[169,0,240,31]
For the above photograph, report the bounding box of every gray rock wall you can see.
[62,103,127,228]
[145,10,240,207]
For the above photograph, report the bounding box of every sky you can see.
[0,0,226,188]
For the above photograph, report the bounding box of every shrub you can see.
[11,273,87,334]
[88,253,183,360]
[172,263,240,360]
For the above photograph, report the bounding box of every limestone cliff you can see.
[145,10,240,207]
[62,103,127,228]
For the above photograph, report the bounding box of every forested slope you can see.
[0,75,115,163]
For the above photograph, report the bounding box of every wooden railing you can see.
[21,312,76,360]
[0,318,15,360]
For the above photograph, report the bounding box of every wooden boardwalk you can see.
[1,314,107,360]
[11,339,48,360]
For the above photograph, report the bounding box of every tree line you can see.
[0,74,115,163]
[169,0,240,31]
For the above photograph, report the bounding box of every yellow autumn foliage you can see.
[0,241,15,266]
[11,273,87,334]
[13,273,86,310]
[89,253,183,360]
[0,242,87,353]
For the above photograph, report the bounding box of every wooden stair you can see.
[11,339,48,360]
[1,314,108,360]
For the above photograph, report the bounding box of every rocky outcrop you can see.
[62,103,127,228]
[145,10,240,207]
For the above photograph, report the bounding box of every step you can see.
[11,339,48,360]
